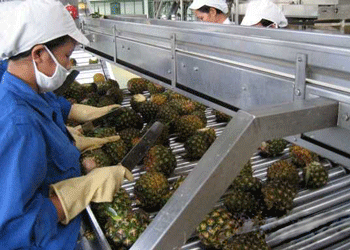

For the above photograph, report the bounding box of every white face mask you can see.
[32,45,68,93]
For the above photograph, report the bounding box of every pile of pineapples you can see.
[64,75,329,249]
[197,140,329,249]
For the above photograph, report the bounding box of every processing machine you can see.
[74,7,350,250]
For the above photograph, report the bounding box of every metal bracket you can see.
[294,53,307,100]
[338,102,350,130]
[130,97,338,250]
[170,33,176,88]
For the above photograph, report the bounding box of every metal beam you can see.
[130,97,338,250]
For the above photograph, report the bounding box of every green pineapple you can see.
[63,81,86,103]
[104,209,150,249]
[80,148,113,173]
[147,82,165,94]
[193,100,207,111]
[191,110,207,126]
[105,87,124,104]
[127,78,148,94]
[267,160,300,187]
[290,145,319,168]
[70,58,77,66]
[223,231,270,250]
[197,207,242,249]
[164,89,185,101]
[118,128,142,151]
[213,110,232,123]
[169,98,196,115]
[259,139,288,157]
[100,107,143,132]
[143,145,177,177]
[96,95,115,107]
[130,94,147,112]
[93,188,132,226]
[303,161,328,189]
[224,189,261,218]
[156,105,180,133]
[134,172,170,210]
[175,115,205,141]
[85,127,117,138]
[102,140,128,165]
[80,92,100,107]
[262,180,297,216]
[195,127,216,145]
[138,101,159,123]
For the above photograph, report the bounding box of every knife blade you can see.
[121,121,164,171]
[80,107,123,133]
[54,70,80,96]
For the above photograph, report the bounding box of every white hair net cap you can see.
[241,0,288,27]
[189,0,229,14]
[0,0,89,59]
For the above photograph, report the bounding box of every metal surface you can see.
[121,121,164,171]
[131,98,338,250]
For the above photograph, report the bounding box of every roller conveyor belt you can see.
[73,55,350,250]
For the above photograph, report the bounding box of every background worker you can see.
[189,0,231,24]
[0,1,132,249]
[241,0,288,28]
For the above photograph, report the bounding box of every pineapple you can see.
[213,110,232,122]
[105,87,124,104]
[303,161,328,189]
[104,209,150,249]
[63,81,86,103]
[156,105,180,133]
[134,172,170,210]
[184,132,214,160]
[80,92,100,107]
[85,127,117,138]
[223,231,270,250]
[290,145,319,168]
[70,58,77,66]
[224,189,261,218]
[150,93,168,106]
[93,188,132,226]
[118,128,142,151]
[195,127,216,145]
[267,160,300,187]
[161,175,186,206]
[130,94,147,112]
[141,121,170,146]
[191,110,207,126]
[164,89,185,101]
[147,82,165,94]
[93,73,105,84]
[102,107,143,132]
[197,207,242,249]
[138,101,159,123]
[80,148,113,173]
[102,139,128,165]
[175,115,205,141]
[143,145,177,177]
[259,139,288,157]
[96,95,115,107]
[262,180,297,216]
[169,98,196,115]
[193,100,207,112]
[127,78,148,94]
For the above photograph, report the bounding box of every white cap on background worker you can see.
[241,0,288,28]
[189,0,231,24]
[0,0,89,60]
[189,0,229,14]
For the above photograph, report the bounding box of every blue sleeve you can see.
[0,60,8,80]
[56,96,72,122]
[0,116,59,248]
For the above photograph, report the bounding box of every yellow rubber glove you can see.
[68,104,120,123]
[73,134,121,152]
[50,164,133,225]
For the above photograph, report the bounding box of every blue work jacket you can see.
[0,71,81,249]
[0,60,8,80]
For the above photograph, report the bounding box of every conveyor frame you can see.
[78,16,350,249]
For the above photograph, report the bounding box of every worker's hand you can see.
[68,104,120,123]
[50,164,133,225]
[66,125,83,136]
[73,134,121,152]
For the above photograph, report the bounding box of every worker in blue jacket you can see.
[0,1,133,249]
